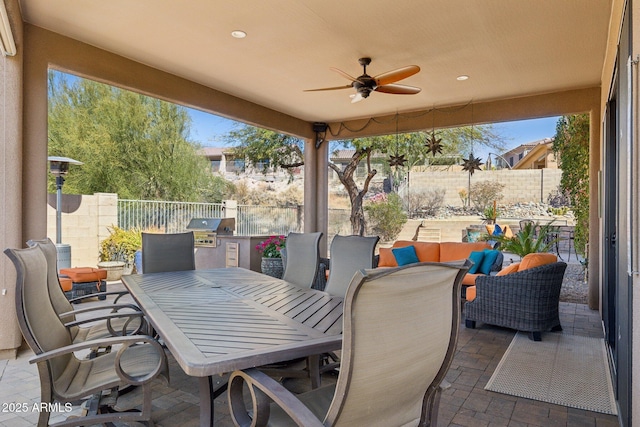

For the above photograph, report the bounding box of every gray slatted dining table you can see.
[122,268,343,426]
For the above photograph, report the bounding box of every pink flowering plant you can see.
[255,235,286,258]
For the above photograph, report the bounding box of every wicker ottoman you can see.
[59,267,107,301]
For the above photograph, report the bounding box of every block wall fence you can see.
[47,169,562,268]
[407,169,562,205]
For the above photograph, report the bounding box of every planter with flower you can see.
[98,226,142,279]
[256,235,286,278]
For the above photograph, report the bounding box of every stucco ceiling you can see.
[19,0,612,124]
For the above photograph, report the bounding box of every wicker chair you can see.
[141,231,195,274]
[27,238,146,349]
[464,261,567,341]
[229,261,469,427]
[4,245,168,427]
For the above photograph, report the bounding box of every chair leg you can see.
[465,319,476,329]
[529,331,542,341]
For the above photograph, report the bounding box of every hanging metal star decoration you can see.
[425,130,443,156]
[461,153,483,175]
[388,154,407,167]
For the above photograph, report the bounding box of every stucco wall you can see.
[0,0,23,358]
[408,169,562,205]
[46,193,118,268]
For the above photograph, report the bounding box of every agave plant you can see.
[493,221,558,258]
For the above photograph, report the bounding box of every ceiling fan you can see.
[305,57,421,103]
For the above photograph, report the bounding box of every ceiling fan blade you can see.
[374,65,420,86]
[375,84,421,94]
[304,84,353,92]
[330,67,359,82]
[350,92,365,103]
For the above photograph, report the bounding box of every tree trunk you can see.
[328,148,377,236]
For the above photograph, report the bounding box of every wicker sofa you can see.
[464,261,567,341]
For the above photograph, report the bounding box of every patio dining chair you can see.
[281,232,322,288]
[324,234,380,297]
[229,260,469,427]
[4,245,168,427]
[141,231,195,274]
[27,238,146,350]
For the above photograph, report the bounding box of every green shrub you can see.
[492,221,557,257]
[99,226,142,263]
[469,181,503,212]
[365,193,407,242]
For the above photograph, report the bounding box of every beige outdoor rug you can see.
[485,332,617,415]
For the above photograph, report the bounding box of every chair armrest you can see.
[68,290,130,304]
[59,302,141,318]
[30,335,165,385]
[64,311,146,335]
[228,368,324,427]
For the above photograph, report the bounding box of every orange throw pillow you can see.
[518,253,557,271]
[439,242,490,262]
[378,247,398,267]
[413,242,440,262]
[496,262,520,276]
[466,286,477,301]
[59,277,73,292]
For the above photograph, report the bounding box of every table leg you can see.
[199,376,229,427]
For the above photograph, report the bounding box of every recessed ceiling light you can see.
[231,30,247,39]
[457,75,469,81]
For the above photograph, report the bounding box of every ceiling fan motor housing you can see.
[353,76,375,97]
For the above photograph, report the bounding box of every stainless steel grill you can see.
[186,218,235,247]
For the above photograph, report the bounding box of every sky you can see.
[54,70,560,154]
[186,106,560,156]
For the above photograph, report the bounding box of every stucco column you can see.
[0,0,24,358]
[588,108,600,310]
[315,137,329,256]
[303,137,317,233]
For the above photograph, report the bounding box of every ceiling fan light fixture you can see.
[231,30,247,39]
[457,75,469,81]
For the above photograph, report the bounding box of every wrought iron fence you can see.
[117,199,307,236]
[237,205,301,236]
[118,199,225,233]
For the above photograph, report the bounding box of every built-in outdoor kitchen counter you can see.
[194,234,271,272]
[186,217,273,272]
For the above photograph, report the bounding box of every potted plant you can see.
[492,221,558,258]
[482,201,500,225]
[99,226,142,279]
[255,235,286,278]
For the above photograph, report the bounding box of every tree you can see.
[47,71,230,202]
[553,114,589,255]
[226,123,506,235]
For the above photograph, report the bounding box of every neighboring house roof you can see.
[199,147,236,159]
[501,138,555,169]
[511,139,557,170]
